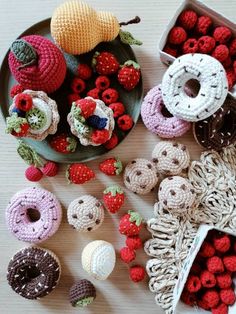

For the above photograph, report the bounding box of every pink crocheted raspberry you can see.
[195,16,213,35]
[129,265,146,282]
[25,166,43,182]
[212,303,228,314]
[199,241,215,258]
[109,102,125,118]
[102,88,119,105]
[229,38,236,56]
[68,93,80,106]
[120,247,136,263]
[223,255,236,272]
[182,38,198,54]
[71,77,86,94]
[126,235,143,250]
[198,36,216,54]
[226,68,236,90]
[222,56,232,69]
[103,132,118,150]
[220,288,236,305]
[10,84,24,98]
[95,76,110,91]
[213,26,232,44]
[185,275,201,293]
[216,272,232,289]
[213,233,231,253]
[181,290,197,306]
[163,45,178,57]
[168,27,187,45]
[117,114,133,131]
[207,256,224,274]
[212,45,229,62]
[87,88,100,99]
[178,10,198,30]
[41,161,58,177]
[200,270,216,288]
[202,290,220,309]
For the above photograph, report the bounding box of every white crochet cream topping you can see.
[145,144,236,314]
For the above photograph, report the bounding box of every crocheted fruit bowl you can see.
[0,18,143,163]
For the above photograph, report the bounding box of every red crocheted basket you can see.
[8,35,66,94]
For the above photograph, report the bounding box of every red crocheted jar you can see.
[8,35,66,94]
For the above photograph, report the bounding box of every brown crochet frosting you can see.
[69,279,96,307]
[7,247,61,299]
[193,95,236,151]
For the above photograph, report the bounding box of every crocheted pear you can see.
[50,0,142,55]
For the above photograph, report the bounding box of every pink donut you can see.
[141,84,191,138]
[6,187,62,243]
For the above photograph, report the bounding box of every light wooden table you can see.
[0,0,234,313]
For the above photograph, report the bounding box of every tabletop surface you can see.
[0,0,234,313]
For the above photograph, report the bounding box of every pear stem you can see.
[119,16,141,27]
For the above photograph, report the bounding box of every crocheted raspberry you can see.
[198,299,210,310]
[117,114,133,131]
[222,56,232,68]
[207,256,224,274]
[226,68,236,90]
[185,275,201,293]
[95,76,110,91]
[212,303,228,314]
[102,88,119,105]
[104,132,118,150]
[212,45,229,62]
[199,241,215,258]
[87,88,100,99]
[213,26,232,44]
[168,27,187,45]
[202,290,220,309]
[178,10,198,30]
[182,38,198,54]
[41,161,58,177]
[213,233,231,253]
[220,288,236,305]
[25,166,43,182]
[190,263,201,275]
[129,265,146,282]
[200,270,216,288]
[77,63,92,80]
[68,93,80,106]
[91,129,110,145]
[120,247,136,263]
[229,38,236,56]
[109,102,125,118]
[181,290,197,306]
[223,255,236,272]
[126,235,143,250]
[216,272,232,289]
[10,84,24,98]
[195,16,212,35]
[198,36,216,54]
[163,45,178,57]
[71,77,86,94]
[15,93,33,112]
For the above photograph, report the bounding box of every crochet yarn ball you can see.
[51,0,120,55]
[81,240,116,280]
[124,158,159,195]
[8,35,66,94]
[152,141,190,175]
[158,176,196,213]
[67,195,104,232]
[69,279,96,307]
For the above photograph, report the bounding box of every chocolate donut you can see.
[7,247,61,299]
[69,279,96,307]
[193,95,236,150]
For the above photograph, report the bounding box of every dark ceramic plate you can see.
[0,18,143,163]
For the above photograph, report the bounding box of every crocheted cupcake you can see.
[67,97,115,146]
[6,90,60,141]
[8,35,66,94]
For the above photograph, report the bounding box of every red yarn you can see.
[216,272,232,289]
[199,241,215,258]
[186,275,201,293]
[181,290,197,306]
[120,247,136,263]
[168,27,187,45]
[234,60,236,76]
[200,270,216,288]
[222,56,232,69]
[15,93,33,112]
[223,255,236,272]
[25,166,43,182]
[213,233,231,253]
[95,76,110,91]
[178,10,198,30]
[129,265,146,282]
[109,102,125,118]
[213,26,232,44]
[102,88,119,105]
[10,84,24,98]
[198,299,210,310]
[126,235,143,250]
[182,38,198,54]
[8,35,66,94]
[229,38,236,56]
[207,256,224,274]
[91,129,110,144]
[117,114,133,131]
[212,45,229,62]
[220,288,236,305]
[202,290,220,309]
[41,161,58,177]
[163,45,178,57]
[226,68,236,90]
[77,63,92,80]
[103,132,118,150]
[190,263,201,275]
[67,93,80,106]
[198,36,216,54]
[195,16,212,35]
[87,88,100,99]
[71,77,86,94]
[212,303,228,314]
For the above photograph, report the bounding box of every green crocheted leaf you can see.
[75,297,94,307]
[11,39,37,68]
[71,103,83,120]
[114,160,123,175]
[74,120,91,136]
[123,60,140,70]
[5,113,27,133]
[17,140,44,167]
[104,185,123,196]
[66,136,77,153]
[128,210,143,226]
[119,30,143,46]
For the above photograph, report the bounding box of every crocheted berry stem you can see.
[119,16,141,26]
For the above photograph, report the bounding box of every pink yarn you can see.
[141,84,191,138]
[5,187,62,243]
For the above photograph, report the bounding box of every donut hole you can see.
[25,265,41,280]
[26,208,41,222]
[161,105,173,118]
[184,79,201,97]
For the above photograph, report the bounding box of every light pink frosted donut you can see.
[6,187,62,243]
[141,84,191,138]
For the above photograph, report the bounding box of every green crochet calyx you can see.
[104,185,123,196]
[128,210,143,226]
[114,159,123,175]
[66,136,77,152]
[6,113,27,134]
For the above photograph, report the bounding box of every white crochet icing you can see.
[91,244,116,280]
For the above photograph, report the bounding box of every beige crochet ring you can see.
[162,53,228,122]
[67,195,104,232]
[124,158,159,195]
[152,141,190,175]
[158,176,196,213]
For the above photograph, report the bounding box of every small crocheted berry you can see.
[223,255,236,272]
[199,241,215,258]
[71,77,86,94]
[103,132,118,150]
[87,88,100,99]
[168,27,187,45]
[119,210,143,236]
[190,263,201,275]
[198,299,210,311]
[181,290,197,306]
[15,93,33,112]
[195,16,212,35]
[226,68,236,90]
[41,161,58,177]
[10,84,24,98]
[212,45,229,62]
[213,26,232,44]
[99,157,123,176]
[91,129,110,145]
[216,272,232,289]
[207,256,224,274]
[50,133,77,154]
[68,93,80,106]
[126,235,143,250]
[185,275,201,293]
[117,114,133,131]
[25,166,43,182]
[118,60,141,91]
[220,288,236,305]
[182,38,198,54]
[129,265,146,283]
[92,51,119,75]
[212,303,228,314]
[163,45,178,57]
[198,36,216,54]
[222,56,232,68]
[200,270,216,288]
[213,233,231,253]
[87,115,107,130]
[66,163,95,184]
[120,247,136,263]
[77,64,92,80]
[95,76,110,91]
[202,290,220,309]
[178,10,198,30]
[229,38,236,56]
[109,102,125,118]
[103,185,124,213]
[102,88,119,105]
[75,98,96,119]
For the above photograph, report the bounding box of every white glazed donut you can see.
[162,54,228,122]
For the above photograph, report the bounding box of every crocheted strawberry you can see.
[66,163,95,184]
[50,133,77,154]
[6,113,29,137]
[74,98,96,119]
[99,157,123,176]
[77,63,92,80]
[103,185,124,213]
[118,60,141,91]
[119,210,143,236]
[92,51,119,75]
